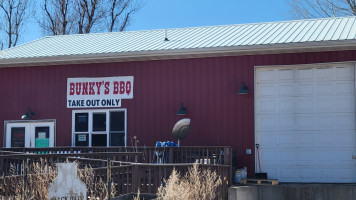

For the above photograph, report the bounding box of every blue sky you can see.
[22,0,291,45]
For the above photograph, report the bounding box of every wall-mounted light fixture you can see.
[237,82,248,94]
[21,107,35,119]
[176,103,187,115]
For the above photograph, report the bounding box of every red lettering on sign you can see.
[113,81,119,94]
[75,83,82,95]
[96,82,103,95]
[89,82,95,95]
[119,81,125,94]
[104,82,110,94]
[126,81,131,95]
[82,82,88,95]
[69,83,75,95]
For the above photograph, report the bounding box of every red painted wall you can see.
[1,50,356,174]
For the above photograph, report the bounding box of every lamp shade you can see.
[176,103,187,115]
[21,107,35,119]
[238,82,248,94]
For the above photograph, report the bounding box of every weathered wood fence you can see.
[0,146,232,199]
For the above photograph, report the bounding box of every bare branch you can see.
[108,0,142,32]
[289,0,356,19]
[38,0,73,36]
[0,0,32,48]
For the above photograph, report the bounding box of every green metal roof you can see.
[1,16,356,61]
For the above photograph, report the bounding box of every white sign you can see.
[78,135,86,142]
[38,132,47,139]
[49,163,87,200]
[67,76,134,108]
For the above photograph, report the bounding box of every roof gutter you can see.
[0,40,356,68]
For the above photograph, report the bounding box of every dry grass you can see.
[0,160,116,200]
[133,188,141,200]
[156,164,222,200]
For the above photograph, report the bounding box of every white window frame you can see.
[72,109,127,147]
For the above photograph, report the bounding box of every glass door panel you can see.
[6,123,30,148]
[11,127,25,147]
[31,122,55,147]
[35,127,50,147]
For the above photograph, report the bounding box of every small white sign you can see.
[78,135,86,142]
[49,163,87,200]
[38,132,47,139]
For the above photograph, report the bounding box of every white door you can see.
[255,63,356,183]
[6,122,55,148]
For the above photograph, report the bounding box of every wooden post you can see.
[107,157,111,200]
[132,164,139,193]
[224,147,231,165]
[169,148,173,163]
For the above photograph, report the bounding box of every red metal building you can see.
[1,16,356,182]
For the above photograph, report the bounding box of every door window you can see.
[11,127,25,147]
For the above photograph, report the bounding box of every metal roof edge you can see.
[1,40,356,68]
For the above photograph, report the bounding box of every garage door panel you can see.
[279,133,296,145]
[335,114,355,129]
[260,150,277,162]
[298,150,316,162]
[278,69,294,82]
[336,82,354,94]
[316,67,334,80]
[258,84,276,97]
[317,114,355,130]
[317,96,354,112]
[296,83,314,96]
[317,116,335,129]
[256,63,356,183]
[257,69,276,83]
[262,167,277,179]
[280,167,299,180]
[299,167,317,180]
[317,150,354,162]
[316,83,334,95]
[337,97,355,111]
[278,99,294,113]
[256,116,276,131]
[278,84,294,96]
[318,132,355,147]
[257,99,275,113]
[295,98,315,113]
[296,115,315,130]
[280,150,298,163]
[256,132,277,146]
[318,167,354,181]
[296,68,313,81]
[295,133,315,145]
[336,66,354,80]
[278,115,295,130]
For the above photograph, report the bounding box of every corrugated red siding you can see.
[1,50,356,175]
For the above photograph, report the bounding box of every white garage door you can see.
[255,63,356,183]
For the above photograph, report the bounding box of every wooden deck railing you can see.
[0,146,232,199]
[0,146,232,165]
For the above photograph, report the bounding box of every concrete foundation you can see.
[228,184,356,200]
